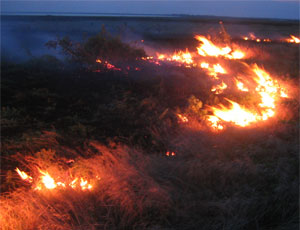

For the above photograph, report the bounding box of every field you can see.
[0,15,299,230]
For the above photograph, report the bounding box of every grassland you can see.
[0,16,299,230]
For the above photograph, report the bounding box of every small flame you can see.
[211,81,227,94]
[166,151,176,157]
[15,168,33,183]
[235,79,249,92]
[177,114,189,123]
[287,35,300,43]
[207,116,224,130]
[200,62,209,69]
[39,169,57,189]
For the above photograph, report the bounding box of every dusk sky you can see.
[1,1,299,20]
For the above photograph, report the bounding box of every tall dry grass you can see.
[0,124,298,230]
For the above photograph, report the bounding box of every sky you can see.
[1,1,299,20]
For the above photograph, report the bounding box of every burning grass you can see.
[1,22,299,229]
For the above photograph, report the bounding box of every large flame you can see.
[195,35,245,59]
[207,64,288,130]
[210,99,258,127]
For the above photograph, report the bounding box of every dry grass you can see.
[0,124,298,230]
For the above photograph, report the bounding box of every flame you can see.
[166,151,176,156]
[200,62,226,79]
[235,79,249,92]
[286,35,300,43]
[211,81,227,94]
[212,64,226,74]
[38,169,57,189]
[200,62,209,69]
[16,167,94,192]
[177,114,189,123]
[80,178,93,190]
[15,168,33,183]
[195,35,244,59]
[207,64,289,130]
[231,51,245,59]
[207,116,224,130]
[95,59,121,71]
[156,49,194,66]
[210,99,258,127]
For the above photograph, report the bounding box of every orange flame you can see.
[15,168,33,183]
[16,167,94,192]
[286,35,300,43]
[195,35,244,59]
[177,114,189,123]
[235,79,249,92]
[210,99,258,127]
[211,81,227,94]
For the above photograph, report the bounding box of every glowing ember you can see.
[177,114,189,123]
[95,59,121,71]
[166,151,176,156]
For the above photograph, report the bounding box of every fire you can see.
[16,167,94,192]
[212,64,226,74]
[235,79,249,92]
[95,59,121,71]
[166,151,176,156]
[200,62,209,69]
[259,92,275,108]
[207,116,224,130]
[210,99,258,127]
[200,62,227,79]
[286,35,300,43]
[195,35,244,59]
[177,114,189,123]
[211,81,227,94]
[231,51,244,59]
[206,64,288,130]
[156,49,194,66]
[15,168,33,183]
[39,169,57,189]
